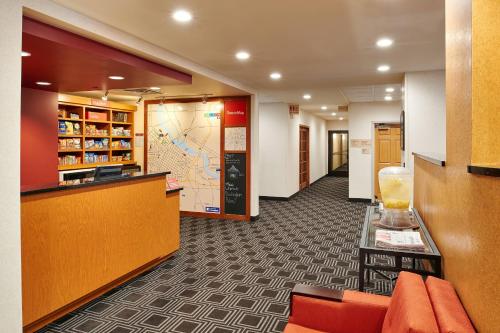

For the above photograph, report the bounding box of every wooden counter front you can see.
[21,176,180,332]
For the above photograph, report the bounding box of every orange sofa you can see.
[285,272,475,333]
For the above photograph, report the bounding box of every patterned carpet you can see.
[40,177,391,333]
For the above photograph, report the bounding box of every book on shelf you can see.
[375,230,425,251]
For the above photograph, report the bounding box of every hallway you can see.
[41,178,391,333]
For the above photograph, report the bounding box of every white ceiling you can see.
[51,0,444,119]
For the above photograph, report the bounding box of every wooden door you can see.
[374,124,401,199]
[299,125,310,190]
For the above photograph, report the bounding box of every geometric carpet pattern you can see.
[39,177,392,333]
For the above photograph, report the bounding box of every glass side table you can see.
[359,205,442,292]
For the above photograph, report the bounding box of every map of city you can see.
[147,102,221,213]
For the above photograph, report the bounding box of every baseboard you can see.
[260,191,299,201]
[349,197,372,203]
[310,174,327,185]
[250,214,260,221]
[260,196,289,201]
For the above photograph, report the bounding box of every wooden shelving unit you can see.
[57,94,136,171]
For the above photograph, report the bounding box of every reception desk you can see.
[21,171,180,332]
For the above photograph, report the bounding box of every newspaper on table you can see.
[375,229,425,251]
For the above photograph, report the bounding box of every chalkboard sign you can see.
[224,153,246,215]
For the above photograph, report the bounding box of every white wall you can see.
[326,119,349,131]
[0,1,23,331]
[259,103,291,197]
[349,101,402,199]
[404,70,446,173]
[259,103,327,198]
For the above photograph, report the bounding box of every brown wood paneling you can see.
[299,125,310,190]
[413,1,500,331]
[471,0,500,166]
[21,177,180,328]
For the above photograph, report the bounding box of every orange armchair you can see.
[285,272,476,333]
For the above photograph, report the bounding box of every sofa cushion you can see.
[425,276,476,333]
[284,323,327,333]
[382,272,439,333]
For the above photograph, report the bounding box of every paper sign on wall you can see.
[225,127,246,151]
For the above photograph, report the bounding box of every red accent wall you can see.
[21,88,58,188]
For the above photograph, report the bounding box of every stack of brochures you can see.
[375,230,425,251]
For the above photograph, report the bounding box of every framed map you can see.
[147,101,221,213]
[224,127,246,151]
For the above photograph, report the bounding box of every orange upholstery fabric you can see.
[425,276,476,333]
[284,323,326,333]
[382,272,439,333]
[289,290,390,333]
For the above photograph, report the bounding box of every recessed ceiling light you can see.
[270,72,282,80]
[384,95,393,101]
[377,65,390,72]
[385,87,395,93]
[321,106,327,110]
[331,112,337,116]
[339,117,344,120]
[21,51,31,57]
[108,75,124,80]
[303,94,311,100]
[376,38,394,48]
[235,51,250,60]
[172,9,192,23]
[36,81,51,86]
[150,87,161,90]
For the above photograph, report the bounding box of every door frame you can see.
[371,122,402,201]
[299,125,310,190]
[328,130,349,177]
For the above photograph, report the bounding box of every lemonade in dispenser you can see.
[378,167,414,229]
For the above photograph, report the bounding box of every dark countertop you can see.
[21,171,170,196]
[412,152,446,167]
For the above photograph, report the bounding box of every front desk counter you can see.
[21,171,181,332]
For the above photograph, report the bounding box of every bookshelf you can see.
[57,94,136,170]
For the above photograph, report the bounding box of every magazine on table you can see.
[375,229,425,251]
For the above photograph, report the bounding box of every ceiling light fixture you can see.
[21,51,31,57]
[339,117,344,120]
[150,87,161,91]
[384,95,393,101]
[303,94,311,100]
[235,51,250,61]
[270,72,282,80]
[108,75,124,80]
[36,81,51,86]
[321,106,327,110]
[376,38,394,48]
[172,9,193,23]
[377,65,390,72]
[136,96,143,105]
[331,112,337,116]
[101,90,109,101]
[385,87,395,93]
